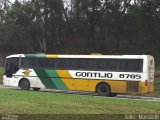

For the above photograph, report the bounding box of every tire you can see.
[96,83,111,96]
[19,79,30,90]
[33,88,40,91]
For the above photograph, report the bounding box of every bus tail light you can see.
[145,80,148,86]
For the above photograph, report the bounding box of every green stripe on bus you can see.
[25,54,46,58]
[45,70,67,90]
[34,69,67,90]
[34,69,56,89]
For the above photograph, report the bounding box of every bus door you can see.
[4,62,19,86]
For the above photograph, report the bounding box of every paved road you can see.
[0,85,160,101]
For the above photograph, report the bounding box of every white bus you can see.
[3,54,154,96]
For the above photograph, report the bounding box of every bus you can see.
[3,54,154,96]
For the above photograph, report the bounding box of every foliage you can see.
[0,0,160,63]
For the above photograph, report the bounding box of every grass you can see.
[154,80,160,96]
[0,67,4,72]
[0,67,4,84]
[0,89,160,114]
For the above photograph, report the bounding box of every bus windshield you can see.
[5,57,19,77]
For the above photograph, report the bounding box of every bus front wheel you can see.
[19,79,30,90]
[96,83,111,96]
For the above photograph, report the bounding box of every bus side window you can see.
[29,58,38,68]
[21,58,38,68]
[76,59,85,70]
[97,59,117,71]
[86,59,97,70]
[38,58,56,69]
[55,59,68,70]
[21,58,29,68]
[119,59,143,72]
[68,59,76,70]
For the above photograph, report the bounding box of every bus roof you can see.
[6,54,154,59]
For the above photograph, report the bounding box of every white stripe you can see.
[68,70,147,81]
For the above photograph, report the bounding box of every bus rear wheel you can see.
[32,88,40,91]
[96,83,111,96]
[19,79,30,90]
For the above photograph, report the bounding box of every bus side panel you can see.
[34,69,68,90]
[12,69,46,88]
[139,81,154,93]
[55,72,127,93]
[3,75,20,87]
[56,70,141,94]
[56,70,74,90]
[56,70,89,91]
